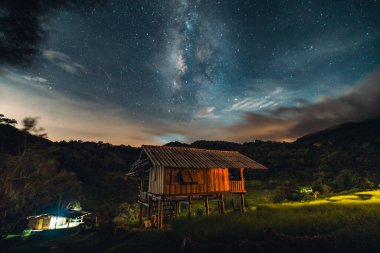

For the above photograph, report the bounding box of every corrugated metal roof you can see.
[141,145,268,169]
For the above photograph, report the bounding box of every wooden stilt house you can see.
[127,145,267,229]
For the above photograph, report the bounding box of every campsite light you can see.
[49,216,57,229]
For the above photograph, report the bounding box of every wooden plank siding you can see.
[163,167,229,195]
[148,165,165,194]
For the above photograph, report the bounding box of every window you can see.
[180,170,199,184]
[169,169,204,185]
[170,170,180,185]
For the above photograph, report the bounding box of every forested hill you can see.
[166,117,380,190]
[1,116,380,234]
[0,122,140,233]
[296,117,380,147]
[0,123,140,180]
[1,115,380,190]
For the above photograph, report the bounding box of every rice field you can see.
[280,190,380,206]
[172,190,380,252]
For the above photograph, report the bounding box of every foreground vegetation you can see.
[2,113,380,252]
[3,191,380,253]
[173,192,380,252]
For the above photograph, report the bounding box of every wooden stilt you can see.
[204,195,209,216]
[147,197,151,219]
[188,195,192,217]
[240,168,245,191]
[240,193,245,214]
[158,199,163,229]
[140,177,144,191]
[160,199,164,229]
[220,193,225,215]
[176,201,180,216]
[139,204,143,225]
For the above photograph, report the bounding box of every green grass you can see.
[4,189,380,253]
[174,204,379,240]
[172,190,380,252]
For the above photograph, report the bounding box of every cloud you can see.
[0,70,159,146]
[272,36,370,73]
[0,0,104,67]
[153,133,188,144]
[42,49,88,75]
[2,68,380,146]
[23,76,48,83]
[195,107,219,119]
[141,69,380,143]
[226,87,283,112]
[225,69,380,141]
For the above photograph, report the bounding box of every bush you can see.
[112,202,139,228]
[301,194,314,202]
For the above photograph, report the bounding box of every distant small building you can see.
[299,187,313,195]
[27,210,90,231]
[127,145,268,229]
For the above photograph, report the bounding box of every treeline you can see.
[0,114,140,235]
[167,117,380,194]
[1,113,380,234]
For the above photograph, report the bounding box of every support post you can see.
[139,204,143,225]
[204,195,210,216]
[217,197,221,214]
[240,168,245,191]
[147,197,151,219]
[158,199,163,229]
[220,193,225,215]
[188,195,192,217]
[240,193,245,214]
[140,177,144,191]
[176,201,180,216]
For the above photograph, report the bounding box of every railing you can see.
[229,180,245,192]
[139,191,149,203]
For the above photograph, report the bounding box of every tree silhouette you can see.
[19,117,47,157]
[22,117,47,138]
[0,114,17,126]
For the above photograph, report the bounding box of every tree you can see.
[19,117,47,156]
[22,117,47,138]
[0,114,17,126]
[0,151,81,236]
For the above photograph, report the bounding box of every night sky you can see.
[1,0,379,145]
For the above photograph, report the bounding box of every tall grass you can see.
[173,203,380,250]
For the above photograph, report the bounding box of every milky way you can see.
[0,0,379,145]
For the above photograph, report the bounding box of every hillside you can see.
[297,117,380,147]
[2,116,380,235]
[0,123,141,234]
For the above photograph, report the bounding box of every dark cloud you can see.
[0,0,104,66]
[228,70,380,141]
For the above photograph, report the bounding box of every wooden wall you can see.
[163,168,229,195]
[148,165,165,194]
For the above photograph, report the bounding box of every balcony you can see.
[138,191,149,204]
[229,180,245,192]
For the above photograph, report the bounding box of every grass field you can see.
[3,190,380,253]
[173,192,380,252]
